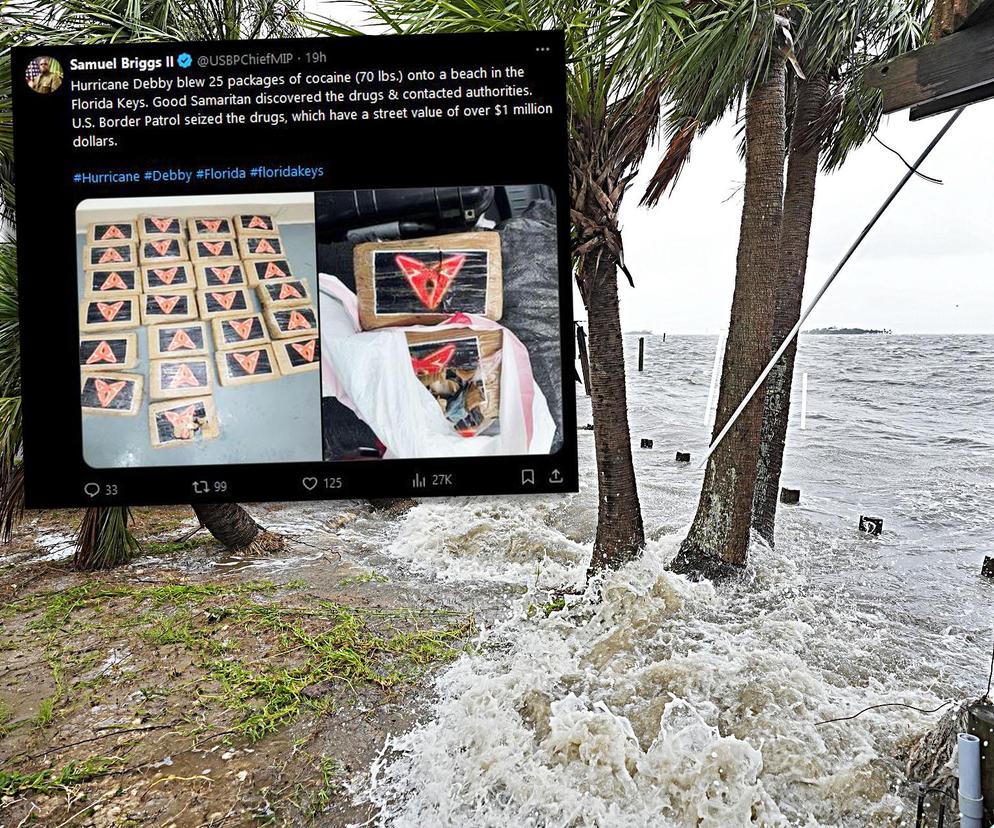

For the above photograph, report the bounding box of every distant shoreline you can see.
[803,326,892,335]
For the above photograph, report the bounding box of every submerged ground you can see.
[1,334,992,826]
[0,503,480,827]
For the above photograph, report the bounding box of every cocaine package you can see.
[354,231,502,330]
[405,328,502,437]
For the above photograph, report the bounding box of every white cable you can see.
[699,107,965,469]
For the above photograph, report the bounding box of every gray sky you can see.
[310,1,993,335]
[613,97,994,335]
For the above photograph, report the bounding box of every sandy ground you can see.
[0,502,476,827]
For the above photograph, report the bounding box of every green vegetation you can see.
[0,756,124,797]
[4,578,472,747]
[339,570,389,587]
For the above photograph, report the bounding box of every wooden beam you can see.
[864,15,994,114]
[910,78,994,118]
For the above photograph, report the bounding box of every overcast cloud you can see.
[613,97,994,335]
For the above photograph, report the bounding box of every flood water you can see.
[116,333,992,826]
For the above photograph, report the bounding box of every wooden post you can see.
[575,323,591,396]
[638,337,644,372]
[968,700,994,825]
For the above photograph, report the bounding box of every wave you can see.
[357,529,951,827]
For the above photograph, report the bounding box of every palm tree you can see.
[750,0,927,545]
[309,0,687,574]
[639,2,799,579]
[644,0,924,575]
[0,0,301,564]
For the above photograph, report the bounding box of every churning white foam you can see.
[357,518,956,827]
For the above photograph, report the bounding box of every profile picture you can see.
[26,56,63,94]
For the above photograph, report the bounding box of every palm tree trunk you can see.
[584,251,645,575]
[752,74,829,545]
[193,502,276,551]
[671,59,787,580]
[75,506,140,571]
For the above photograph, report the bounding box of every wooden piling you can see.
[638,337,644,372]
[575,323,591,396]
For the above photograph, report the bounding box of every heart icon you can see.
[301,477,318,491]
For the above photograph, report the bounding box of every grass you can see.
[4,577,473,747]
[34,698,54,729]
[0,756,124,796]
[339,570,389,587]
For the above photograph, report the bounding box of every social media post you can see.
[13,32,576,506]
[317,185,562,461]
[76,193,321,466]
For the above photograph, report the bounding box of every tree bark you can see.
[583,251,645,575]
[671,59,787,580]
[193,502,276,551]
[752,74,829,546]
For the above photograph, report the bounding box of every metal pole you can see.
[699,107,964,468]
[575,322,591,396]
[638,336,644,372]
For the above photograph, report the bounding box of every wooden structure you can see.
[865,0,994,119]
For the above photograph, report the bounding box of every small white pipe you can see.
[704,334,724,426]
[958,732,983,828]
[800,373,808,430]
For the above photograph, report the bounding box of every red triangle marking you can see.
[153,267,179,285]
[411,343,456,374]
[395,253,464,310]
[232,350,260,374]
[94,378,126,408]
[277,282,302,300]
[154,295,181,314]
[254,238,277,254]
[229,318,254,340]
[287,310,310,330]
[150,239,173,256]
[202,219,223,232]
[248,215,269,229]
[99,272,129,291]
[97,301,124,321]
[167,329,197,351]
[203,241,225,256]
[212,291,237,310]
[262,261,286,279]
[100,225,125,240]
[163,405,197,439]
[150,217,174,233]
[210,266,235,284]
[98,247,125,264]
[168,363,201,388]
[86,340,118,364]
[290,340,316,362]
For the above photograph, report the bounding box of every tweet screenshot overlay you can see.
[12,33,576,508]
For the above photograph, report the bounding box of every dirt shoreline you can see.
[0,504,475,827]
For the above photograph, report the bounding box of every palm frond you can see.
[0,462,23,543]
[75,506,141,571]
[641,117,697,206]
